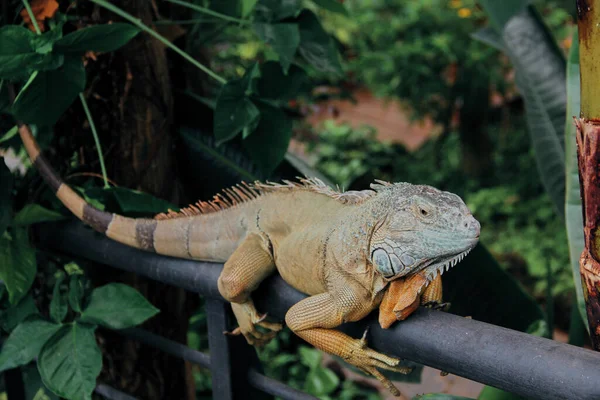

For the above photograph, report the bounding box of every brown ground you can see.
[305,88,439,150]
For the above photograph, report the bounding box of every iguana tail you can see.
[19,123,161,252]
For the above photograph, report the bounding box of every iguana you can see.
[18,123,480,396]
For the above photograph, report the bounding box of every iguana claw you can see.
[230,302,282,346]
[346,332,413,397]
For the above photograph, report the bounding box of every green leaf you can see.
[12,56,86,126]
[305,366,339,396]
[68,275,84,313]
[0,317,61,372]
[0,26,57,80]
[0,228,37,304]
[241,0,258,17]
[55,23,141,53]
[0,293,38,332]
[243,102,292,174]
[110,187,176,216]
[180,128,261,184]
[38,323,102,400]
[0,125,18,145]
[13,204,65,226]
[311,0,348,16]
[480,6,566,218]
[214,80,261,145]
[297,10,342,75]
[80,283,159,329]
[257,62,307,101]
[298,345,321,368]
[445,244,546,333]
[254,0,303,21]
[478,386,526,400]
[254,23,300,73]
[0,158,13,236]
[50,273,67,323]
[564,29,586,328]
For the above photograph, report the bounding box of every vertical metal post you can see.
[205,299,270,400]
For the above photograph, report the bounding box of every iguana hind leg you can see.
[286,289,411,397]
[218,233,282,346]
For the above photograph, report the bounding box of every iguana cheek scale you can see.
[18,123,480,396]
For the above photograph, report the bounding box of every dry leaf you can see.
[21,0,59,32]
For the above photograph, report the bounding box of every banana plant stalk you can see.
[575,0,600,350]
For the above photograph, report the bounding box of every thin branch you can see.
[79,94,109,188]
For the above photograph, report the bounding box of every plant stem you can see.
[90,0,227,85]
[79,94,109,188]
[21,0,41,34]
[165,0,250,25]
[154,18,221,25]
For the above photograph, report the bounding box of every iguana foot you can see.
[229,301,282,346]
[345,329,413,396]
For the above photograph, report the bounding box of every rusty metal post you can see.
[575,0,600,350]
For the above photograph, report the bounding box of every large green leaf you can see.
[257,62,308,102]
[254,0,303,21]
[477,4,566,218]
[564,30,586,327]
[0,293,38,332]
[0,157,13,237]
[214,77,261,145]
[478,386,526,400]
[38,323,102,400]
[55,23,140,53]
[0,317,61,372]
[0,228,37,304]
[311,0,349,16]
[12,56,86,126]
[0,26,60,80]
[110,187,176,216]
[243,102,292,174]
[13,204,65,226]
[254,23,300,73]
[297,10,343,75]
[413,395,473,400]
[445,244,546,333]
[80,283,159,329]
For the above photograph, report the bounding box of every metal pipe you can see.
[35,221,600,400]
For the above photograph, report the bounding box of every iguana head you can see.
[368,182,479,282]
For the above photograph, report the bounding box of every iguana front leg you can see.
[285,287,411,396]
[218,233,282,346]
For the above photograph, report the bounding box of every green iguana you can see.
[18,123,480,396]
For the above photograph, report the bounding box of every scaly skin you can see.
[18,124,480,396]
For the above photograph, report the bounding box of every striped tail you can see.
[18,124,158,252]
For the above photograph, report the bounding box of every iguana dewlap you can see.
[18,124,480,397]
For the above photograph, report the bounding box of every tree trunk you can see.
[87,1,194,398]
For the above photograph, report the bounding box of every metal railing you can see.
[5,220,600,400]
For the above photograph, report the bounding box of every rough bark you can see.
[89,1,194,398]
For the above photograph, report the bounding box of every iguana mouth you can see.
[423,248,472,282]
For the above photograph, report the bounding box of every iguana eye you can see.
[420,208,428,216]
